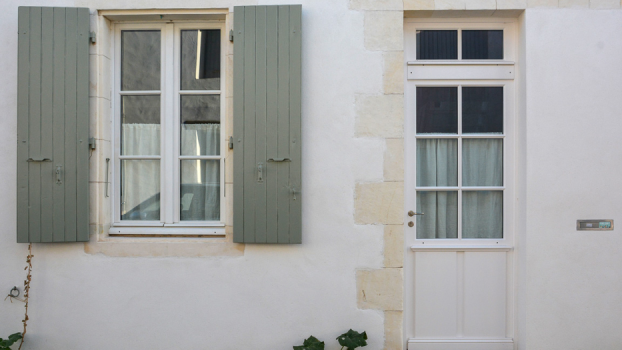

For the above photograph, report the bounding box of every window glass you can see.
[417,139,458,187]
[417,191,458,239]
[121,30,161,91]
[417,87,458,134]
[462,139,503,186]
[462,87,503,133]
[180,95,220,156]
[180,30,221,91]
[462,191,503,238]
[121,160,160,220]
[180,160,220,221]
[462,30,503,60]
[121,95,160,156]
[416,30,458,60]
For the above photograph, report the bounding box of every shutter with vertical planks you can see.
[233,5,302,244]
[17,7,90,243]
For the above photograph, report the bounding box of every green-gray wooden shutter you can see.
[233,5,302,244]
[17,7,90,243]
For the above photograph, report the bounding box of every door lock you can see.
[408,221,414,227]
[408,210,424,217]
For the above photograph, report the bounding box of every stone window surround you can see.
[85,9,243,258]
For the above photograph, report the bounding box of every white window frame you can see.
[110,20,226,235]
[407,80,515,248]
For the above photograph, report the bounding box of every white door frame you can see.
[403,18,519,350]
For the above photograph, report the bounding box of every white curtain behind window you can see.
[180,124,220,221]
[121,124,160,220]
[120,123,220,221]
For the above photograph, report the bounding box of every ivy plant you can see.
[336,329,368,350]
[293,335,325,350]
[0,333,22,350]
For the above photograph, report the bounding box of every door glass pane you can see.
[121,160,160,220]
[417,30,458,60]
[462,191,503,238]
[462,139,503,186]
[121,95,160,156]
[121,30,160,91]
[417,139,458,187]
[180,95,220,156]
[462,87,503,133]
[416,191,458,239]
[462,30,503,60]
[417,87,458,134]
[181,30,221,91]
[181,160,220,221]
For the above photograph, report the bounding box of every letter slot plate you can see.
[576,219,613,231]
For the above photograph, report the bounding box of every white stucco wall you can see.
[524,9,622,350]
[0,0,389,349]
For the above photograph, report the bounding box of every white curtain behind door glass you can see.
[416,139,457,186]
[462,139,503,238]
[416,138,503,239]
[417,191,458,239]
[416,139,458,238]
[120,123,220,221]
[462,139,502,186]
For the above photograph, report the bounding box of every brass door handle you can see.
[408,210,424,216]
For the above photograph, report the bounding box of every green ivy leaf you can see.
[7,333,22,343]
[293,335,325,350]
[336,329,368,350]
[0,333,22,349]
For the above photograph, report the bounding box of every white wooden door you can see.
[403,19,517,350]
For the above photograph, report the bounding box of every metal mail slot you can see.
[576,219,614,231]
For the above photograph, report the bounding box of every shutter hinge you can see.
[90,31,96,44]
[228,136,234,149]
[89,137,96,150]
[229,29,234,42]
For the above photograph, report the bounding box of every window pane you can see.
[121,160,160,220]
[462,139,503,186]
[121,95,160,156]
[462,30,503,60]
[462,191,503,238]
[462,87,503,133]
[416,30,458,60]
[121,30,160,91]
[180,95,220,156]
[417,191,458,239]
[417,139,458,187]
[181,30,221,91]
[181,160,220,221]
[417,87,458,134]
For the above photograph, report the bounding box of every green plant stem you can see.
[18,244,32,350]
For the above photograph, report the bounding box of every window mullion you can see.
[457,85,462,240]
[172,24,182,224]
[162,23,176,225]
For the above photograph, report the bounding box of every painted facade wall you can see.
[0,0,621,349]
[523,10,622,350]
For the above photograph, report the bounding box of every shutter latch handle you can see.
[257,162,264,183]
[291,187,300,200]
[267,157,291,162]
[27,157,51,162]
[56,166,62,185]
